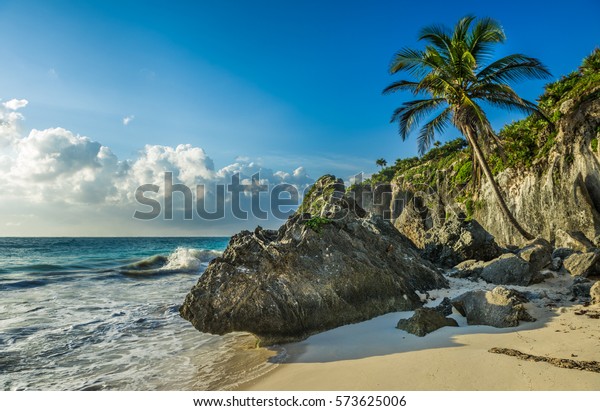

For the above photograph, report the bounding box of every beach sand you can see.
[241,276,600,391]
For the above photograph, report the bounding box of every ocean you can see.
[0,237,279,390]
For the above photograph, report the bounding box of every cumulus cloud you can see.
[0,99,314,234]
[123,115,134,126]
[2,99,28,111]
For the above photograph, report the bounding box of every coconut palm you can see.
[383,15,551,240]
[376,158,388,169]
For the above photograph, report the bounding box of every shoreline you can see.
[239,277,600,391]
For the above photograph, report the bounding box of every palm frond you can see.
[478,54,551,84]
[418,24,452,57]
[382,80,420,95]
[452,15,476,43]
[417,107,452,154]
[467,17,505,62]
[389,47,429,75]
[390,98,445,140]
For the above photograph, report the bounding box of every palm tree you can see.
[383,15,551,241]
[376,158,388,169]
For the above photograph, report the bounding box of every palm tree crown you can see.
[384,16,552,241]
[383,15,551,155]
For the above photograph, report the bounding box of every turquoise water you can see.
[0,237,277,390]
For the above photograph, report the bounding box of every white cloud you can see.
[123,115,134,126]
[2,98,28,111]
[0,99,314,235]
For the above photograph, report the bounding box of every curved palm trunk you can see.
[462,126,534,241]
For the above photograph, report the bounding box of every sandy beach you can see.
[242,276,600,391]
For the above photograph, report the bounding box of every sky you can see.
[0,0,599,236]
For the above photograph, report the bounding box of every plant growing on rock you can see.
[383,15,551,240]
[302,216,332,233]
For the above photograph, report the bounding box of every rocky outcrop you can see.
[452,287,535,328]
[352,92,600,247]
[396,308,458,337]
[563,251,600,277]
[555,229,596,252]
[394,199,427,248]
[422,215,502,267]
[180,175,448,345]
[474,98,600,246]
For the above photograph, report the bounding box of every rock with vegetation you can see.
[479,253,532,286]
[396,308,458,337]
[180,175,448,346]
[452,287,535,328]
[421,215,502,268]
[562,251,600,277]
[555,229,596,252]
[351,49,600,247]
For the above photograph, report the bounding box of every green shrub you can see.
[303,216,331,233]
[453,161,472,186]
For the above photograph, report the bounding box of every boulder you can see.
[552,247,576,260]
[551,257,562,271]
[591,281,600,305]
[422,215,502,268]
[450,259,487,279]
[180,175,449,346]
[562,251,600,277]
[452,287,535,328]
[479,254,532,286]
[570,277,593,300]
[517,238,552,274]
[434,297,453,317]
[555,229,596,253]
[396,307,458,337]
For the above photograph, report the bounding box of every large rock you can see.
[562,251,600,277]
[591,281,600,305]
[517,238,552,274]
[452,287,535,328]
[555,229,596,252]
[449,259,486,279]
[396,308,458,337]
[422,215,502,268]
[180,175,449,345]
[394,198,427,249]
[571,277,594,300]
[479,253,532,286]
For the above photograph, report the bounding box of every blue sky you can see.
[0,0,599,235]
